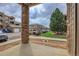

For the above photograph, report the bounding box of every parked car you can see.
[0,30,8,43]
[2,28,13,33]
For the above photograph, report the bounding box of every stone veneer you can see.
[21,4,29,44]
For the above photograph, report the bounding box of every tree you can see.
[50,8,66,34]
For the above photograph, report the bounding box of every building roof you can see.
[29,23,49,29]
[9,16,15,19]
[0,11,15,21]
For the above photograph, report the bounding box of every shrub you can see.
[41,31,53,37]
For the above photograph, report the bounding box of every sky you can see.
[0,3,67,27]
[29,3,67,27]
[0,3,22,23]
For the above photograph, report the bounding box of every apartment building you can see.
[0,12,21,33]
[29,24,49,35]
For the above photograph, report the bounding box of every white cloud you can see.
[29,3,67,27]
[0,3,22,22]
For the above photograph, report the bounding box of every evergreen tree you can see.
[50,8,66,34]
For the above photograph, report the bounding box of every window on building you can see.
[33,29,36,31]
[0,19,3,22]
[0,15,3,17]
[15,23,19,25]
[10,21,14,24]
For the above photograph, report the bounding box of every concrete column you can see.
[21,4,29,44]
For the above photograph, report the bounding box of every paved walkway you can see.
[0,43,69,56]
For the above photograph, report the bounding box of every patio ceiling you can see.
[27,3,40,7]
[19,3,40,7]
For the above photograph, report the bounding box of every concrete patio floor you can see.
[0,43,69,56]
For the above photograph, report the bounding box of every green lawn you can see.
[40,31,66,39]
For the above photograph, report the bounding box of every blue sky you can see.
[0,3,67,27]
[29,3,67,27]
[0,3,21,22]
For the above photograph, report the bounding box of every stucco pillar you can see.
[67,3,76,56]
[76,3,79,56]
[21,4,29,44]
